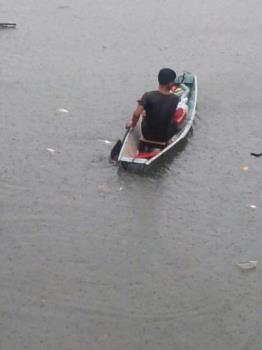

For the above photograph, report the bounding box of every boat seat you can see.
[139,136,167,149]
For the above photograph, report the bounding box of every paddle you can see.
[110,130,129,161]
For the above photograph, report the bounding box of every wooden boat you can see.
[118,72,198,169]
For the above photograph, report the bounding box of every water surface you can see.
[1,1,262,349]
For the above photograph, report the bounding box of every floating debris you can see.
[40,298,46,307]
[250,205,257,209]
[57,5,70,9]
[241,165,249,171]
[237,261,257,271]
[57,108,69,113]
[100,139,112,145]
[97,183,112,194]
[250,152,262,157]
[119,186,124,191]
[47,148,55,154]
[0,23,16,28]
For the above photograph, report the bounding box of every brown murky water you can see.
[1,1,262,349]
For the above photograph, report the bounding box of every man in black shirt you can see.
[126,68,180,142]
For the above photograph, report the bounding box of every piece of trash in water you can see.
[57,5,70,9]
[241,165,249,171]
[100,140,112,145]
[47,148,55,154]
[97,183,112,193]
[250,152,262,157]
[237,261,258,271]
[40,298,46,307]
[0,23,16,28]
[250,205,257,209]
[119,186,123,191]
[57,108,69,113]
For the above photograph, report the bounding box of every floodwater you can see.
[1,1,262,349]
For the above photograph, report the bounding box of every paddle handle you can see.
[122,129,130,143]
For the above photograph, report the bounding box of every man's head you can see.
[158,68,176,89]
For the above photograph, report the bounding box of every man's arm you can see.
[126,104,144,129]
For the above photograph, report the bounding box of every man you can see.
[126,68,180,142]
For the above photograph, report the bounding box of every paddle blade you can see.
[110,139,122,161]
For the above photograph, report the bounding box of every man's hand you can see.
[126,104,144,130]
[125,120,133,129]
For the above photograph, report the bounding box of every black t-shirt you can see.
[138,91,180,142]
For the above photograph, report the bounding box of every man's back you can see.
[139,91,180,142]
